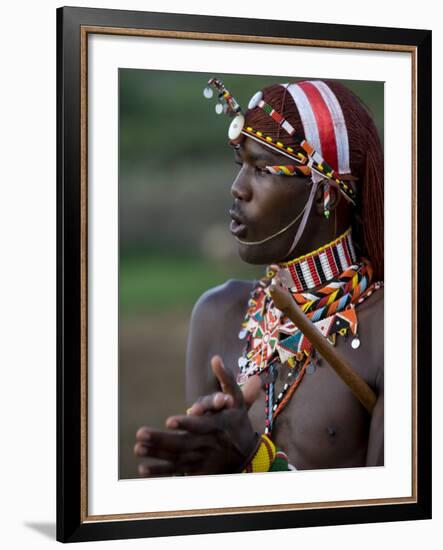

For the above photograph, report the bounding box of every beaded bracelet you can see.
[241,433,289,473]
[184,407,290,473]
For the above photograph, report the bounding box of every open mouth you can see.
[229,210,248,238]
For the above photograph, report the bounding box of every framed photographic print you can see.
[56,6,432,543]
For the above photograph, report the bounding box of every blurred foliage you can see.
[120,254,262,315]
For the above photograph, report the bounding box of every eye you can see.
[255,166,268,176]
[233,160,268,176]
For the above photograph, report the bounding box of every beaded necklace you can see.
[236,227,383,436]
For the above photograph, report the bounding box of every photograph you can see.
[122,70,385,479]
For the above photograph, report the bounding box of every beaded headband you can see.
[203,77,357,213]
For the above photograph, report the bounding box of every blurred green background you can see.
[119,69,384,479]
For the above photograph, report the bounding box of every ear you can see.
[314,181,341,215]
[329,185,342,211]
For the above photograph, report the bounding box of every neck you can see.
[279,192,352,262]
[276,226,357,293]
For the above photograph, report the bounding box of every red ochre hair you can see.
[243,80,384,281]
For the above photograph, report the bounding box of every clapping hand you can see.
[134,355,261,477]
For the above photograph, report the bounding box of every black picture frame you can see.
[57,5,432,543]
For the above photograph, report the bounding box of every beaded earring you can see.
[323,180,331,219]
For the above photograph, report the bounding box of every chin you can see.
[237,241,290,266]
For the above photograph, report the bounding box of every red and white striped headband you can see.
[280,81,350,177]
[246,80,351,180]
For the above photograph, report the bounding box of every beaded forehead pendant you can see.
[203,77,357,215]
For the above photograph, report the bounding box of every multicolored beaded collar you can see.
[277,227,357,292]
[236,229,383,436]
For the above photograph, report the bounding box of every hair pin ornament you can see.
[203,78,245,140]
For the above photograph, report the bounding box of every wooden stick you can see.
[268,282,377,414]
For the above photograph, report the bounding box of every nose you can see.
[231,166,252,202]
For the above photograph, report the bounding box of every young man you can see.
[134,78,384,476]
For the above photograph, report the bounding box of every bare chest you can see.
[219,291,383,470]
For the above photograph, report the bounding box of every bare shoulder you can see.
[353,284,384,390]
[190,278,255,325]
[356,284,384,329]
